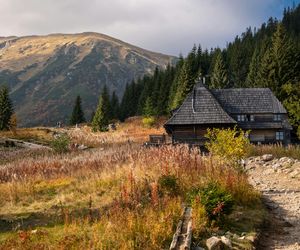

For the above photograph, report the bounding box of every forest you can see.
[109,4,299,138]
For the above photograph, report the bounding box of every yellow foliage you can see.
[142,116,156,128]
[205,127,250,166]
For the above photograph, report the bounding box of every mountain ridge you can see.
[0,32,176,126]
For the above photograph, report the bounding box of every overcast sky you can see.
[0,0,298,56]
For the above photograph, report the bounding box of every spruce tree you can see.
[110,91,120,120]
[282,82,300,139]
[245,47,260,87]
[256,23,298,97]
[0,86,13,131]
[143,97,155,117]
[92,85,110,132]
[210,51,229,89]
[69,95,85,125]
[171,60,194,109]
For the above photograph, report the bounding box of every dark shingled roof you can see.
[165,81,289,127]
[165,82,236,125]
[211,88,287,114]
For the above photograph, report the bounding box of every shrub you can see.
[158,174,179,196]
[189,182,234,223]
[142,116,156,128]
[205,127,250,165]
[51,134,70,153]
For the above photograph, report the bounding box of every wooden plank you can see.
[169,207,192,250]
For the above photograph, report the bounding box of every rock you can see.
[246,235,256,242]
[264,168,275,174]
[289,170,299,178]
[221,236,232,248]
[206,236,222,250]
[272,163,282,170]
[193,247,205,250]
[262,154,273,162]
[78,144,88,150]
[292,162,300,169]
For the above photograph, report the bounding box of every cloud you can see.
[0,0,297,55]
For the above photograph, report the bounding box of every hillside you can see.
[0,33,176,126]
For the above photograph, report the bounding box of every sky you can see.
[0,0,298,56]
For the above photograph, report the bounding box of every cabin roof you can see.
[165,82,237,125]
[165,81,288,126]
[211,88,287,114]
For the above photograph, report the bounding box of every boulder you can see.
[221,236,232,248]
[245,235,256,242]
[206,236,222,250]
[262,154,273,162]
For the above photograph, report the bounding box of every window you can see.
[249,115,255,121]
[237,115,246,122]
[274,114,282,121]
[276,131,284,141]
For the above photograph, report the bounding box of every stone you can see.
[246,235,256,242]
[262,154,273,162]
[194,247,205,250]
[206,236,222,250]
[221,236,232,248]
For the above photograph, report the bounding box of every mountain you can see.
[0,33,176,126]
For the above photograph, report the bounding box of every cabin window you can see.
[246,114,255,121]
[276,131,284,140]
[237,115,246,122]
[274,114,282,121]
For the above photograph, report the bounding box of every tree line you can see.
[41,4,300,136]
[1,4,299,137]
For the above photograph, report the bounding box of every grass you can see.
[0,127,54,145]
[246,143,300,160]
[0,118,263,249]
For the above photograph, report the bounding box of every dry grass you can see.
[0,118,262,249]
[68,116,167,148]
[0,127,54,145]
[247,144,300,160]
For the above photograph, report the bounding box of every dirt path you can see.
[246,156,300,250]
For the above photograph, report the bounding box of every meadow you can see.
[0,118,264,249]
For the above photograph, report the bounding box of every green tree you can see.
[256,23,299,97]
[282,82,300,139]
[69,95,86,125]
[0,86,13,131]
[92,85,110,132]
[110,91,120,120]
[143,97,155,117]
[210,51,229,89]
[171,60,195,109]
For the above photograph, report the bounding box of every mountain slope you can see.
[0,33,175,126]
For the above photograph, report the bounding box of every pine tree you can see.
[92,85,110,132]
[143,97,155,117]
[282,82,300,139]
[245,47,260,87]
[256,23,299,97]
[110,91,120,120]
[0,86,13,131]
[210,51,229,89]
[69,95,85,125]
[171,60,195,109]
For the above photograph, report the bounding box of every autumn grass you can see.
[0,119,263,249]
[67,116,167,148]
[246,143,300,160]
[0,127,54,145]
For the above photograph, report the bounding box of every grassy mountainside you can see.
[0,33,176,126]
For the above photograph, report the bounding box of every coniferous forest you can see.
[115,5,300,138]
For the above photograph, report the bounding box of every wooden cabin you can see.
[164,81,292,146]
